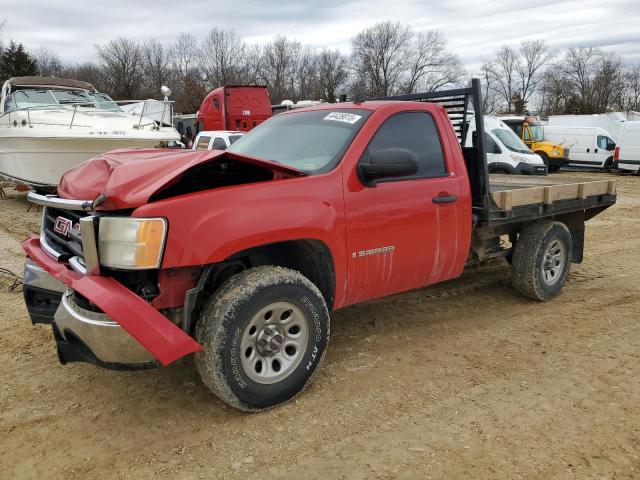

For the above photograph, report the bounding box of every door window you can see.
[211,137,227,150]
[485,133,501,154]
[523,126,532,141]
[195,136,211,150]
[597,135,615,150]
[361,112,446,180]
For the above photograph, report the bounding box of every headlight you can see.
[98,217,167,269]
[511,154,534,164]
[552,149,561,156]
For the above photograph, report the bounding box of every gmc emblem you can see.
[53,216,73,236]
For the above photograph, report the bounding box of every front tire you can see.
[511,220,572,301]
[537,152,550,169]
[195,266,330,411]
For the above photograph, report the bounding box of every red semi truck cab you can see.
[22,80,616,411]
[196,85,272,132]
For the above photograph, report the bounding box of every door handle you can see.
[587,148,590,153]
[432,194,458,204]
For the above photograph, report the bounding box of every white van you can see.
[614,121,640,173]
[465,116,547,175]
[543,126,616,170]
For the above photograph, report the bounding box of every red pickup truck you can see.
[23,80,616,411]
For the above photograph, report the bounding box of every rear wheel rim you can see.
[240,301,309,384]
[542,239,565,286]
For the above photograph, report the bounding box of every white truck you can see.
[544,126,616,170]
[193,130,245,151]
[466,116,547,175]
[547,112,640,142]
[613,121,640,173]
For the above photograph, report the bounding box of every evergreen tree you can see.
[0,40,37,82]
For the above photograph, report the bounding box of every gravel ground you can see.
[0,171,639,479]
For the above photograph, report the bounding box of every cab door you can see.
[343,110,467,304]
[595,135,615,167]
[568,134,590,165]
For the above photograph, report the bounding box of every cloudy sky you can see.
[2,0,640,70]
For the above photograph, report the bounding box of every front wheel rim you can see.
[542,239,566,286]
[239,301,310,384]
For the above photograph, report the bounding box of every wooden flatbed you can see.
[489,174,616,211]
[485,174,617,225]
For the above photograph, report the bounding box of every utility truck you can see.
[23,80,616,411]
[500,115,569,171]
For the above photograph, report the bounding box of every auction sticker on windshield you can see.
[323,112,362,124]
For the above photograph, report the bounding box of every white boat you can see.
[0,76,181,188]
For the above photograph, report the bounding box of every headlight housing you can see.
[98,217,167,269]
[511,154,534,164]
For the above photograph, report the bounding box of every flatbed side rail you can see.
[370,78,491,215]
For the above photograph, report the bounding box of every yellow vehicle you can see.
[499,116,569,172]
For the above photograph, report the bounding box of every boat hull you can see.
[0,137,172,187]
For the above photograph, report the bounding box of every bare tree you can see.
[295,48,321,100]
[259,36,300,102]
[483,45,518,112]
[401,30,464,93]
[201,28,248,88]
[623,64,640,110]
[317,49,348,102]
[64,61,105,91]
[537,64,574,115]
[33,47,64,77]
[141,39,172,97]
[96,38,143,99]
[563,46,599,109]
[351,21,411,97]
[170,33,203,112]
[479,63,500,114]
[517,39,556,105]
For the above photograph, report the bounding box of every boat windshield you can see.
[4,88,123,113]
[51,90,123,111]
[492,128,532,154]
[6,89,56,112]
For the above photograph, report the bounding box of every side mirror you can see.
[358,148,419,187]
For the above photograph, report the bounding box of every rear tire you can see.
[511,220,572,301]
[195,266,330,411]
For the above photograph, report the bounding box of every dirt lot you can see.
[1,171,639,479]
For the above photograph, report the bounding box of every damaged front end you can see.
[22,193,202,370]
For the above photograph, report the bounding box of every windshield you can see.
[5,88,122,112]
[492,128,531,154]
[227,109,372,174]
[529,125,544,142]
[51,90,122,111]
[6,89,55,111]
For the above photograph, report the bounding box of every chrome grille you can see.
[42,207,87,260]
[563,148,570,158]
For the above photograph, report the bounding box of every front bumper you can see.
[516,163,548,175]
[54,291,157,369]
[23,258,65,324]
[22,235,202,366]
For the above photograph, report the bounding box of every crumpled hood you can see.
[57,148,303,210]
